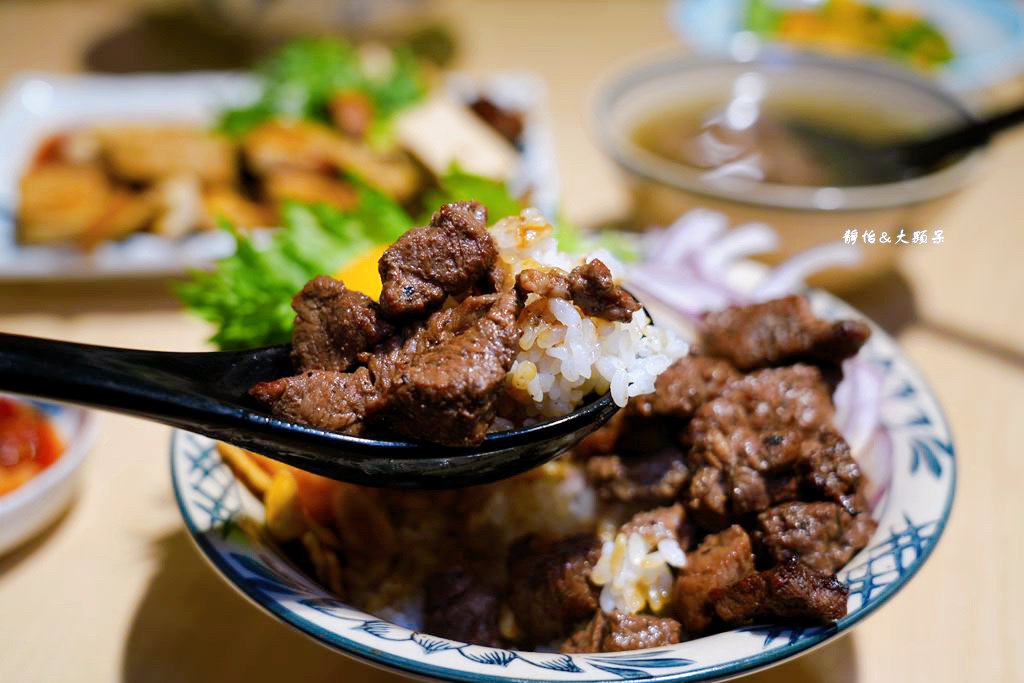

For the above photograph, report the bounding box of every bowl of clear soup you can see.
[594,50,985,288]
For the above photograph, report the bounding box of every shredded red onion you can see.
[754,242,863,302]
[858,427,893,511]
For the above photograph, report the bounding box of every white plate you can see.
[0,397,99,555]
[0,71,558,282]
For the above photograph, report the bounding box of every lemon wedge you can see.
[335,243,388,300]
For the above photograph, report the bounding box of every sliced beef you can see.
[629,355,740,422]
[378,201,497,317]
[424,566,502,647]
[683,365,841,529]
[672,525,755,635]
[515,259,640,322]
[250,367,378,434]
[561,611,682,653]
[290,275,392,372]
[703,295,871,371]
[754,501,877,574]
[584,416,689,505]
[506,533,601,643]
[374,290,522,446]
[713,559,848,625]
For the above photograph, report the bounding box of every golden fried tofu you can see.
[328,136,421,203]
[18,164,113,244]
[264,169,359,211]
[201,186,275,230]
[79,189,158,248]
[243,120,420,202]
[242,120,341,175]
[97,126,236,185]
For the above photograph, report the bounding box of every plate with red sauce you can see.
[0,395,98,555]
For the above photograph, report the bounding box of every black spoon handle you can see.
[901,101,1024,166]
[0,332,289,434]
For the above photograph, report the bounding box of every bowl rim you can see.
[592,49,986,212]
[170,287,957,682]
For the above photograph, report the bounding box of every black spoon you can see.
[787,100,1024,182]
[0,333,618,489]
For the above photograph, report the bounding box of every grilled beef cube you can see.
[755,501,877,574]
[583,415,689,505]
[567,260,639,322]
[515,267,571,300]
[629,355,740,422]
[688,365,835,472]
[506,533,602,643]
[290,276,393,372]
[683,365,845,529]
[673,525,755,635]
[516,259,639,322]
[378,201,497,317]
[703,295,870,371]
[375,290,521,446]
[424,566,502,647]
[561,611,682,653]
[250,367,378,434]
[713,559,848,625]
[800,428,866,514]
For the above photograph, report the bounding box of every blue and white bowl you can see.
[171,288,955,682]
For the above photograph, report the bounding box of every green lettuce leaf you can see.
[176,189,412,350]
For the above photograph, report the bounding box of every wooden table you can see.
[0,1,1021,681]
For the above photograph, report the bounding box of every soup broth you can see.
[631,94,947,187]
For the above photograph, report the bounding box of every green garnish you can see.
[175,187,412,350]
[421,163,523,224]
[218,37,425,139]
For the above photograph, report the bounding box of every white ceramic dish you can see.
[0,397,99,555]
[170,287,955,682]
[0,71,557,282]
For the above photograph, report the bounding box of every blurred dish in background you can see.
[593,52,984,290]
[0,38,557,281]
[0,397,97,555]
[742,0,954,70]
[0,398,62,496]
[671,0,1024,94]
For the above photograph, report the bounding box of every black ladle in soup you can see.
[630,92,984,187]
[0,333,618,488]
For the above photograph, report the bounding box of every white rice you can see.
[590,531,687,615]
[492,209,688,418]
